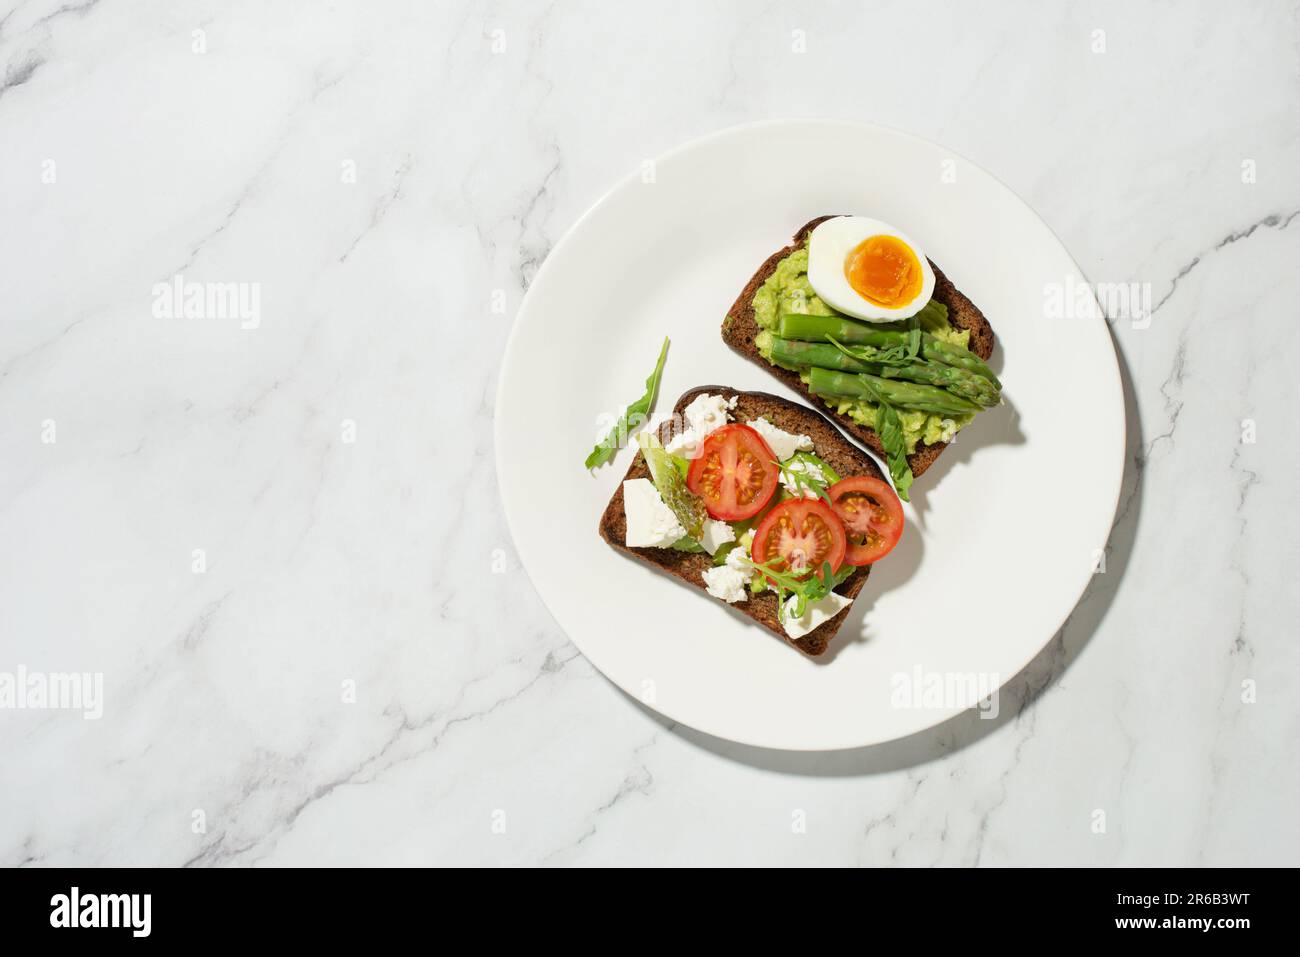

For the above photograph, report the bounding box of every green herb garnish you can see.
[842,373,914,502]
[904,315,922,362]
[739,556,852,623]
[584,337,669,469]
[827,335,911,367]
[774,457,833,507]
[874,400,914,502]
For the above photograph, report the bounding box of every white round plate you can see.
[496,120,1123,751]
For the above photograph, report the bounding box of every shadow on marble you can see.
[621,325,1143,775]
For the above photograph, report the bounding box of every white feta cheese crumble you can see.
[622,478,685,548]
[702,565,750,604]
[699,519,736,556]
[684,393,736,439]
[780,457,826,498]
[746,417,814,462]
[664,429,699,457]
[667,394,737,458]
[781,592,854,640]
[726,529,756,572]
[702,529,756,602]
[724,543,752,572]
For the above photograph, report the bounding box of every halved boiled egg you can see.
[806,216,935,322]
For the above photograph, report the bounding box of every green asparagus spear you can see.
[805,367,981,416]
[827,336,999,406]
[777,313,1000,387]
[768,337,999,407]
[770,334,911,369]
[875,361,999,407]
[923,336,1000,387]
[778,312,890,345]
[769,336,880,372]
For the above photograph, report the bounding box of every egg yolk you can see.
[844,235,923,308]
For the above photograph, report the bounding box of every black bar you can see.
[0,867,1285,943]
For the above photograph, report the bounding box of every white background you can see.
[1,0,1296,865]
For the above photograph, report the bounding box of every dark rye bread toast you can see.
[598,385,885,657]
[721,216,996,478]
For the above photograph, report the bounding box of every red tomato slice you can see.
[828,476,904,565]
[751,499,847,577]
[686,423,780,521]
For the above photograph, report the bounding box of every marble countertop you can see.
[2,0,1297,866]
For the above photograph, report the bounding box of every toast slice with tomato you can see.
[598,385,889,657]
[720,216,996,478]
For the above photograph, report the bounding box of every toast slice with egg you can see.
[598,385,884,657]
[721,216,996,478]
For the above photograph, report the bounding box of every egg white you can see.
[806,216,935,322]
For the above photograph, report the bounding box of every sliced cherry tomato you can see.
[686,423,780,521]
[828,476,904,565]
[751,498,847,577]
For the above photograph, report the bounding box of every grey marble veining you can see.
[1,0,1297,866]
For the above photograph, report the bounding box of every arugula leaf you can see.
[739,556,852,623]
[827,335,910,367]
[790,451,841,484]
[874,400,914,502]
[844,372,913,503]
[584,337,669,469]
[825,321,922,368]
[774,457,833,507]
[905,315,922,362]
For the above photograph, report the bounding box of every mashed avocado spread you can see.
[752,247,974,453]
